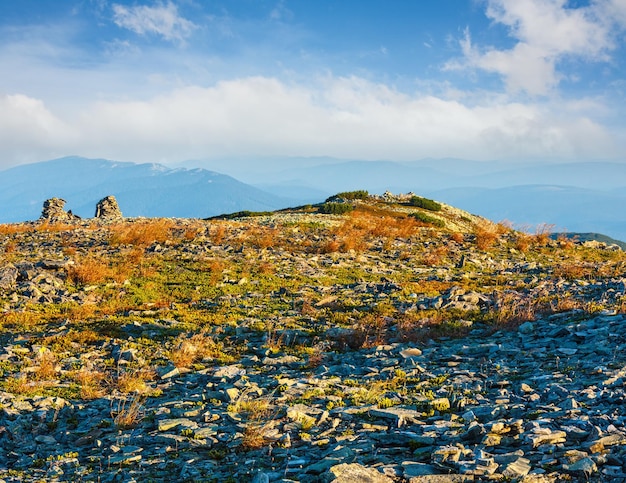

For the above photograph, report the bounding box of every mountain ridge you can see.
[3,156,626,242]
[0,156,296,222]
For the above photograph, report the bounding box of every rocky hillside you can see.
[1,192,626,482]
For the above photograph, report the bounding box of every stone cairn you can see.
[39,196,123,223]
[94,195,123,222]
[39,198,80,222]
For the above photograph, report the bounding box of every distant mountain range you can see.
[189,156,626,192]
[201,157,626,241]
[2,156,626,243]
[0,156,294,222]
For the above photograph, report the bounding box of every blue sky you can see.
[1,0,625,168]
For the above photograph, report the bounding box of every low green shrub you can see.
[319,203,354,215]
[410,212,445,227]
[326,190,369,202]
[207,211,274,220]
[408,196,442,212]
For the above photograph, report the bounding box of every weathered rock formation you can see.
[39,198,79,222]
[94,195,123,221]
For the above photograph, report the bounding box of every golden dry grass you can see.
[449,232,465,243]
[240,422,275,450]
[35,221,77,233]
[514,232,533,252]
[210,223,229,244]
[2,375,33,395]
[112,396,145,429]
[116,368,156,394]
[554,262,596,280]
[66,256,130,285]
[1,311,44,331]
[229,397,272,420]
[0,224,32,235]
[33,350,58,381]
[488,292,538,327]
[108,219,177,247]
[320,206,421,253]
[474,222,500,250]
[72,368,106,399]
[169,330,224,368]
[422,245,450,267]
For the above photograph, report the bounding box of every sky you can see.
[1,0,625,170]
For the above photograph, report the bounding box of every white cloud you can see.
[112,1,196,42]
[1,76,618,170]
[602,0,626,26]
[450,0,626,95]
[0,94,76,165]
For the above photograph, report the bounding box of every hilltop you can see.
[1,192,626,482]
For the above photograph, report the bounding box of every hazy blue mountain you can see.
[247,160,461,194]
[210,156,625,242]
[464,162,626,190]
[227,157,626,193]
[252,183,331,204]
[0,157,295,222]
[429,185,626,241]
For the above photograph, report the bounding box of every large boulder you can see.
[94,195,123,221]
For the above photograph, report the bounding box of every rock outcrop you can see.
[94,195,123,221]
[39,198,79,222]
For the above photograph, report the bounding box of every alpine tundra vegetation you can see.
[1,192,626,482]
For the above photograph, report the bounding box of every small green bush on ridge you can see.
[325,190,369,202]
[410,212,445,228]
[408,196,442,212]
[319,203,354,215]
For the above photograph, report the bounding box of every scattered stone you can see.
[501,457,531,479]
[3,203,626,482]
[518,321,534,334]
[251,472,270,483]
[400,348,423,358]
[528,429,567,447]
[408,475,475,482]
[157,418,198,432]
[563,456,597,476]
[0,265,18,289]
[213,365,246,379]
[323,463,394,482]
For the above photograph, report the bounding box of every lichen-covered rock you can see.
[0,265,18,290]
[323,463,394,482]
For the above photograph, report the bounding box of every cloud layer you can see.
[0,0,625,169]
[0,75,618,167]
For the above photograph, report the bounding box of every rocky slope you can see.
[1,193,626,482]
